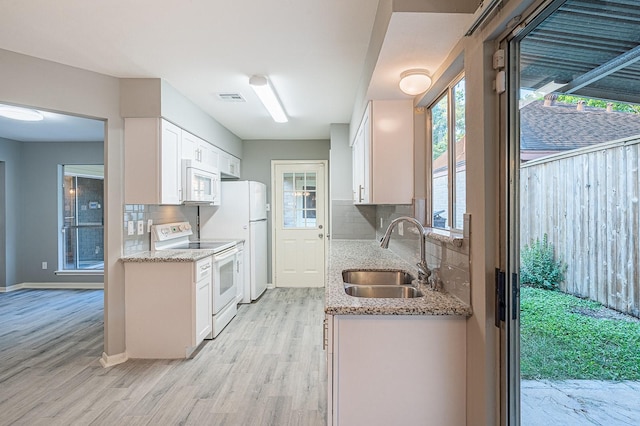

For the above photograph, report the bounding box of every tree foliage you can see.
[556,95,640,114]
[431,79,466,161]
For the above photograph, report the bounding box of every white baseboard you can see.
[100,351,128,368]
[266,283,275,289]
[0,283,25,292]
[0,282,104,292]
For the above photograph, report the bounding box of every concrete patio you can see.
[522,380,640,425]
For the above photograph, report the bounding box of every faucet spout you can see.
[380,216,430,283]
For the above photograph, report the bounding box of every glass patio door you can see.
[503,1,640,424]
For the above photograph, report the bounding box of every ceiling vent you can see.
[216,93,246,102]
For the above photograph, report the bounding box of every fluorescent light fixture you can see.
[0,105,44,121]
[399,69,432,96]
[249,75,288,123]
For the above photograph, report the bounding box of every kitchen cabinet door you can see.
[219,151,241,179]
[124,118,182,205]
[160,120,183,205]
[327,314,466,425]
[351,100,413,205]
[352,112,369,204]
[195,257,213,343]
[182,130,218,170]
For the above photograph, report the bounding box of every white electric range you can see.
[151,222,239,338]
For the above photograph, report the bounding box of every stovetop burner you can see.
[181,241,236,251]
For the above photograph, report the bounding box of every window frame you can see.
[426,72,466,231]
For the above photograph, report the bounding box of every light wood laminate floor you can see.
[0,288,326,425]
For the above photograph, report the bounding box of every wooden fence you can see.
[520,136,640,318]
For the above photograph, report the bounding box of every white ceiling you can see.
[0,1,473,142]
[0,107,105,142]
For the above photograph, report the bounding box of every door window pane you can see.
[282,172,317,228]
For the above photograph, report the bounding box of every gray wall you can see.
[0,137,22,287]
[1,138,104,287]
[329,124,352,200]
[20,141,104,284]
[241,139,330,282]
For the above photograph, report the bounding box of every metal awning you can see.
[520,0,640,103]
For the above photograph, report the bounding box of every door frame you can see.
[270,159,329,287]
[499,1,569,424]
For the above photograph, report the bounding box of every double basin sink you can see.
[342,269,423,299]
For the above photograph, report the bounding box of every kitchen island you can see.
[325,240,471,426]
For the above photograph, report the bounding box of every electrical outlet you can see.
[42,261,47,270]
[398,222,404,236]
[137,220,144,235]
[127,221,134,236]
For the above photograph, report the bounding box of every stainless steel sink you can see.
[344,285,423,298]
[342,269,415,286]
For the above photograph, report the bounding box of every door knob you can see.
[318,233,323,239]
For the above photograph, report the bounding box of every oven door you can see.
[213,247,238,313]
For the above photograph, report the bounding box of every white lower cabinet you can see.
[326,314,466,426]
[124,257,213,359]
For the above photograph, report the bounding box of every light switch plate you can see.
[398,222,404,236]
[137,220,144,235]
[127,221,134,236]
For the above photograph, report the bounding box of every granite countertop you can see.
[120,249,217,263]
[325,240,472,317]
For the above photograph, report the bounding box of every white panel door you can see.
[273,162,326,288]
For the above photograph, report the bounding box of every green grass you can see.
[520,287,640,380]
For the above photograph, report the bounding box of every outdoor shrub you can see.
[520,234,566,290]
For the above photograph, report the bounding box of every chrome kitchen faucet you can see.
[380,216,431,284]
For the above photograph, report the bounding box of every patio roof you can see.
[520,0,640,104]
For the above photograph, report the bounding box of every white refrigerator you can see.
[200,181,268,303]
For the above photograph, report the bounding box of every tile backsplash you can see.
[123,204,196,255]
[375,204,470,305]
[331,200,376,240]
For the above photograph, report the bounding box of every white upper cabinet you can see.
[125,117,241,204]
[182,130,218,169]
[124,118,183,205]
[352,100,414,205]
[217,149,241,179]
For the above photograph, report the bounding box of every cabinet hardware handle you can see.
[322,318,328,350]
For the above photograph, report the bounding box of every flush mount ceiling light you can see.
[399,69,432,96]
[249,75,288,123]
[0,105,44,121]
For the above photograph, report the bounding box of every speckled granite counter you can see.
[325,240,472,316]
[120,250,217,263]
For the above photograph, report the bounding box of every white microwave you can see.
[182,159,220,205]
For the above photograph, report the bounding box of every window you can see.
[428,75,466,230]
[61,165,104,271]
[282,171,317,228]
